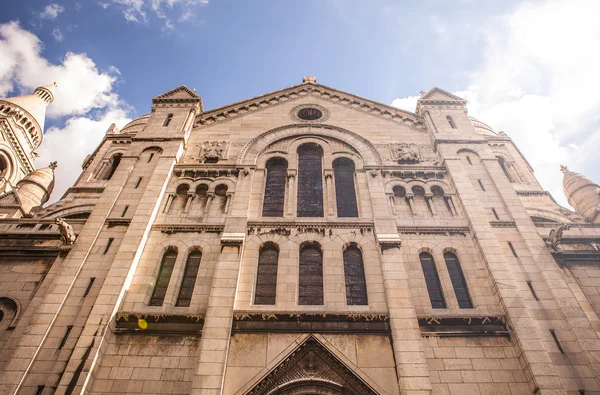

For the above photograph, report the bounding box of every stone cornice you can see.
[397,226,470,235]
[151,224,224,234]
[194,83,425,130]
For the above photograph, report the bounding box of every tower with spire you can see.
[0,83,57,194]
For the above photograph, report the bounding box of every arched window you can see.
[444,251,473,308]
[104,153,122,180]
[393,186,406,198]
[343,244,367,305]
[333,158,358,217]
[420,252,446,309]
[215,184,228,214]
[0,154,8,179]
[263,158,288,217]
[299,242,323,305]
[176,184,190,209]
[176,250,202,307]
[497,157,514,183]
[297,144,324,217]
[254,243,279,305]
[447,116,456,129]
[149,247,178,306]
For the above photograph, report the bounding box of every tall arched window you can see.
[149,247,177,306]
[104,153,122,180]
[263,158,288,217]
[176,250,202,307]
[254,242,279,305]
[343,244,367,305]
[444,251,473,308]
[333,158,358,217]
[299,242,323,305]
[297,144,324,217]
[420,252,446,309]
[497,157,514,183]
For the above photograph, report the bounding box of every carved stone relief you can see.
[391,143,420,163]
[199,141,228,163]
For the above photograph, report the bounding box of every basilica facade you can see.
[0,77,599,395]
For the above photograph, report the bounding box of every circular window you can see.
[297,108,323,121]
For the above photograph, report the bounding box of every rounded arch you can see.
[270,379,347,395]
[0,296,21,328]
[40,204,95,219]
[140,146,164,155]
[237,124,383,166]
[208,178,236,194]
[456,148,481,157]
[176,183,190,196]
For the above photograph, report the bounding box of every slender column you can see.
[388,194,397,215]
[444,196,457,216]
[405,193,414,215]
[507,161,522,182]
[325,170,334,217]
[224,193,233,214]
[184,193,194,213]
[163,193,174,213]
[201,193,214,220]
[286,170,296,217]
[425,193,435,216]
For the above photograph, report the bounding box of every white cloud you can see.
[40,4,65,20]
[52,28,64,41]
[390,95,419,113]
[392,0,600,208]
[0,22,121,117]
[107,0,208,25]
[0,22,131,201]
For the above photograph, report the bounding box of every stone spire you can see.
[561,165,600,223]
[15,161,57,215]
[3,82,57,132]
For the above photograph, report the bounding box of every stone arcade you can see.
[0,77,600,394]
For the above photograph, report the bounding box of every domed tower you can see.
[561,165,600,223]
[0,83,56,193]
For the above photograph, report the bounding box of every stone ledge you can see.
[115,312,204,335]
[232,312,390,335]
[418,316,509,338]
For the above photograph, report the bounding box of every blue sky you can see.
[1,0,599,206]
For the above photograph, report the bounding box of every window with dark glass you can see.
[176,250,202,307]
[344,244,367,305]
[298,107,323,121]
[297,143,324,217]
[497,157,514,183]
[263,158,287,217]
[393,185,406,198]
[333,158,358,217]
[254,243,279,305]
[444,251,473,308]
[447,115,456,129]
[163,113,173,127]
[149,247,177,306]
[104,153,122,180]
[299,242,323,305]
[420,252,446,309]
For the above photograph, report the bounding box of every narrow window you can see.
[550,329,565,354]
[135,177,143,189]
[477,179,486,191]
[36,386,45,395]
[149,248,177,306]
[344,244,368,305]
[420,252,446,309]
[497,157,514,183]
[121,205,129,217]
[262,158,287,217]
[83,277,96,298]
[447,115,456,129]
[299,242,323,305]
[163,113,173,127]
[527,280,540,301]
[491,208,500,220]
[148,153,154,163]
[254,243,279,305]
[104,153,122,180]
[466,156,473,165]
[103,238,114,255]
[58,325,73,349]
[333,158,359,217]
[507,242,518,257]
[297,143,324,217]
[176,250,202,307]
[444,252,473,308]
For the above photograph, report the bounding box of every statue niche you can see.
[199,141,227,164]
[392,143,420,164]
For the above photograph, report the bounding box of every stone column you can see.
[184,192,195,214]
[191,226,245,395]
[202,193,215,220]
[325,170,334,217]
[388,194,397,215]
[163,193,175,213]
[424,193,435,216]
[405,193,414,215]
[286,170,296,217]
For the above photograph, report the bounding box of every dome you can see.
[16,162,57,214]
[120,114,151,134]
[561,165,600,222]
[469,117,496,136]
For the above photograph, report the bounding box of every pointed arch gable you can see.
[237,124,383,166]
